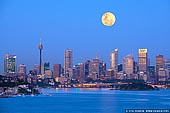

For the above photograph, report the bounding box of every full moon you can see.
[102,12,116,27]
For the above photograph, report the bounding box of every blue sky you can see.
[0,0,170,74]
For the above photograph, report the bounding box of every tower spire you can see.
[38,38,43,75]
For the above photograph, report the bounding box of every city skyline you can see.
[2,48,170,75]
[0,0,170,74]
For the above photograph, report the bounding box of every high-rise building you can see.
[44,62,50,71]
[64,49,73,78]
[85,60,90,78]
[156,55,165,81]
[79,63,84,81]
[38,39,43,75]
[45,69,53,78]
[165,59,170,79]
[44,62,52,78]
[29,64,39,76]
[88,58,105,80]
[89,58,100,80]
[156,55,164,75]
[158,68,166,82]
[18,64,26,80]
[123,54,134,78]
[99,62,106,78]
[147,57,150,67]
[133,61,138,74]
[110,48,118,72]
[106,69,114,79]
[148,66,156,83]
[34,64,39,74]
[4,54,17,76]
[53,64,61,78]
[72,63,84,82]
[73,65,80,80]
[118,64,123,72]
[138,49,148,73]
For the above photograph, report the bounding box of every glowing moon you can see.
[102,12,116,26]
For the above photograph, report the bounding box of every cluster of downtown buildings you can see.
[2,41,170,86]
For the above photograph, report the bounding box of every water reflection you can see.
[1,88,170,113]
[54,88,111,94]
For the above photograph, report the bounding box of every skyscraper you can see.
[148,66,156,83]
[138,49,148,73]
[44,62,50,72]
[99,62,106,78]
[64,49,73,78]
[156,55,165,81]
[72,63,84,82]
[44,62,52,78]
[34,64,39,75]
[89,58,100,79]
[156,55,164,75]
[73,65,80,79]
[18,64,26,80]
[123,54,134,78]
[79,63,85,81]
[53,64,61,78]
[110,48,118,72]
[85,60,90,78]
[38,39,43,75]
[4,54,17,76]
[165,59,170,79]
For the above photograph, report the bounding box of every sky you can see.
[0,0,170,74]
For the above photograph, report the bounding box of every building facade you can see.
[4,54,17,77]
[123,54,134,78]
[53,64,61,78]
[85,60,90,78]
[165,59,170,79]
[64,49,73,78]
[156,55,165,82]
[110,48,118,73]
[138,49,148,73]
[18,64,26,80]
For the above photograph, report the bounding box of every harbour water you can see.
[0,88,170,113]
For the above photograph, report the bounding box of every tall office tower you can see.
[44,62,52,78]
[34,64,39,74]
[4,54,17,77]
[123,54,134,78]
[38,39,43,75]
[44,62,50,71]
[147,58,150,67]
[64,49,73,78]
[72,63,84,82]
[118,64,123,72]
[85,60,91,78]
[156,55,165,81]
[158,68,166,81]
[138,49,148,73]
[29,64,39,76]
[165,59,170,79]
[156,55,164,74]
[148,66,156,84]
[73,65,80,79]
[79,63,85,81]
[106,69,114,79]
[89,58,100,80]
[99,62,106,78]
[53,64,61,78]
[110,48,118,73]
[18,64,26,80]
[133,61,138,74]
